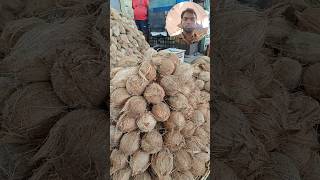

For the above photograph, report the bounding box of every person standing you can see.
[132,0,149,41]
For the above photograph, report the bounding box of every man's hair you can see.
[181,8,197,19]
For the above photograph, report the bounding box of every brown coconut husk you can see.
[278,31,320,64]
[300,152,320,180]
[31,109,107,180]
[151,148,174,178]
[151,102,171,122]
[195,79,205,90]
[181,121,196,138]
[111,67,138,88]
[0,76,19,113]
[296,8,320,33]
[164,130,185,152]
[116,112,138,133]
[111,88,131,108]
[214,102,269,178]
[121,96,147,118]
[278,128,319,170]
[130,150,150,176]
[141,130,163,154]
[144,83,165,104]
[213,160,241,180]
[160,75,180,96]
[272,57,302,90]
[159,60,175,76]
[265,16,294,44]
[110,125,123,149]
[0,16,95,83]
[139,60,157,82]
[254,152,301,180]
[1,17,46,48]
[112,167,131,180]
[173,149,192,171]
[0,143,36,180]
[136,112,157,132]
[126,73,149,96]
[168,93,189,111]
[1,82,66,143]
[163,111,186,131]
[171,171,194,180]
[133,171,152,180]
[303,63,320,100]
[190,157,206,177]
[286,92,320,131]
[213,6,267,70]
[119,131,140,156]
[111,149,128,174]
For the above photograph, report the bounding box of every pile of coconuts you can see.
[213,0,320,179]
[110,8,156,69]
[110,10,210,180]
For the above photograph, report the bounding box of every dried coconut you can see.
[126,74,149,96]
[151,102,171,122]
[141,130,163,154]
[163,111,186,131]
[119,131,140,155]
[151,149,174,177]
[143,83,165,104]
[136,112,157,132]
[111,149,128,174]
[164,130,185,152]
[174,149,192,171]
[130,150,150,176]
[116,113,138,133]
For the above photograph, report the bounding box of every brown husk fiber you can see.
[30,109,107,180]
[1,82,66,143]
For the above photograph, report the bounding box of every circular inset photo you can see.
[165,2,209,41]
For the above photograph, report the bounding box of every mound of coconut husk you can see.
[110,8,154,69]
[0,2,108,180]
[30,109,107,180]
[213,1,320,179]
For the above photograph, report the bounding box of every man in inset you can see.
[132,0,149,41]
[173,8,207,45]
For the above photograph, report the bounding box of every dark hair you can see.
[181,8,197,19]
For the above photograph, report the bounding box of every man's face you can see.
[181,12,196,33]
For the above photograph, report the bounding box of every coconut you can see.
[185,136,207,154]
[121,96,147,118]
[136,112,157,132]
[195,152,210,163]
[119,131,140,155]
[265,17,294,43]
[111,67,138,88]
[126,73,149,96]
[112,167,131,180]
[111,149,128,174]
[130,150,150,176]
[303,63,320,100]
[174,149,192,171]
[192,110,205,127]
[116,113,138,133]
[198,71,210,82]
[272,57,302,90]
[171,171,194,180]
[199,91,210,104]
[139,61,157,81]
[143,83,165,104]
[296,7,320,34]
[194,127,209,145]
[181,121,196,138]
[159,60,175,76]
[168,93,189,111]
[164,130,185,152]
[174,63,193,80]
[190,157,206,176]
[151,102,171,122]
[111,88,131,107]
[133,172,152,180]
[163,111,186,131]
[155,175,172,180]
[204,81,210,92]
[151,149,174,177]
[141,130,163,154]
[195,79,205,90]
[111,125,123,149]
[160,75,180,96]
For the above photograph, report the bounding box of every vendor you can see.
[173,8,207,45]
[132,0,149,41]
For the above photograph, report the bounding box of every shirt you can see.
[132,0,149,20]
[173,32,204,45]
